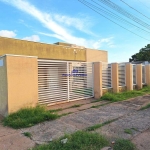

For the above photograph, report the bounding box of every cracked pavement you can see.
[0,95,150,150]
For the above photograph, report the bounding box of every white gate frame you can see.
[38,59,94,105]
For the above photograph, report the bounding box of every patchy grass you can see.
[32,131,109,150]
[69,104,82,108]
[140,103,150,110]
[100,90,144,102]
[100,86,150,102]
[59,112,72,117]
[91,102,111,108]
[86,118,118,131]
[3,106,59,129]
[131,128,139,132]
[140,86,150,94]
[124,129,132,134]
[113,139,136,150]
[32,131,137,150]
[23,132,32,139]
[48,104,82,113]
[49,108,62,113]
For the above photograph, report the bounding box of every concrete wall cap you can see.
[5,54,38,58]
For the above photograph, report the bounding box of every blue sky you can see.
[0,0,150,62]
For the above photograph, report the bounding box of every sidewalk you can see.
[0,119,35,150]
[0,95,150,150]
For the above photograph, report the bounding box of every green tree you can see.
[129,44,150,62]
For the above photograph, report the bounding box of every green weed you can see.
[3,105,59,129]
[140,103,150,110]
[23,132,32,139]
[113,139,136,150]
[86,118,118,131]
[124,129,132,134]
[32,131,109,150]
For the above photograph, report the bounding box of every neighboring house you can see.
[131,61,149,65]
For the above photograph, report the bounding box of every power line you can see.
[92,0,150,35]
[78,0,150,41]
[120,0,150,21]
[97,0,150,30]
[136,0,150,10]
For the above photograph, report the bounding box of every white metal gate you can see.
[118,63,126,87]
[102,63,112,89]
[142,65,146,84]
[132,64,137,85]
[38,59,94,105]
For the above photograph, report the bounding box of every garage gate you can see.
[38,59,94,105]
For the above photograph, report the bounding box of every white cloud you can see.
[22,35,40,42]
[54,14,84,29]
[53,14,95,36]
[0,0,114,49]
[92,37,115,49]
[38,32,65,41]
[0,30,16,38]
[0,0,87,46]
[39,31,114,49]
[19,19,32,28]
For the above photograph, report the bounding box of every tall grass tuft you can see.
[100,90,144,102]
[113,139,136,150]
[3,105,59,129]
[32,131,109,150]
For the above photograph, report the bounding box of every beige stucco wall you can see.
[0,37,108,63]
[6,55,38,114]
[86,49,108,62]
[0,37,86,61]
[94,62,102,98]
[126,63,133,91]
[112,63,119,93]
[0,56,8,116]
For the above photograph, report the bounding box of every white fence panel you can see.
[142,65,146,84]
[68,62,94,101]
[132,64,137,85]
[102,63,112,89]
[38,60,94,105]
[118,63,126,87]
[38,60,68,104]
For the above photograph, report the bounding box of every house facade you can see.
[0,37,108,116]
[0,37,108,62]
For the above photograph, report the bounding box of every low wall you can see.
[0,55,38,116]
[93,62,150,99]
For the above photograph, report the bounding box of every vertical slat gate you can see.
[38,60,68,104]
[38,60,94,105]
[102,63,112,89]
[68,62,94,101]
[132,64,137,85]
[118,63,126,87]
[142,65,146,84]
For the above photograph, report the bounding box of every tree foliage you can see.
[129,44,150,62]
